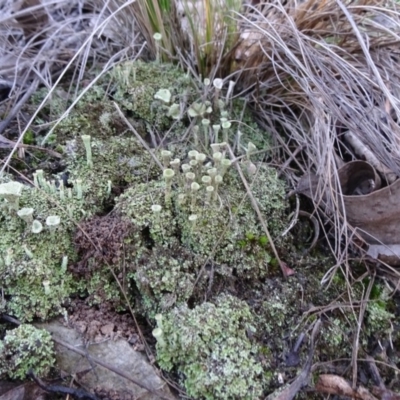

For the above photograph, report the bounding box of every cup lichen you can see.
[0,324,55,380]
[155,294,263,400]
[10,58,397,397]
[0,181,23,211]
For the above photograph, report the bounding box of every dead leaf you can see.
[281,262,296,277]
[315,374,377,400]
[297,161,400,265]
[0,381,46,400]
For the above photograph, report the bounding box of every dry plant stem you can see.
[268,319,322,400]
[351,272,375,389]
[298,210,319,255]
[344,131,397,183]
[239,0,400,270]
[1,315,168,399]
[0,134,62,158]
[0,78,39,136]
[366,357,400,400]
[227,145,288,278]
[277,144,304,178]
[28,370,98,400]
[336,0,400,116]
[366,355,385,389]
[15,0,49,42]
[254,116,306,175]
[107,264,153,359]
[113,102,164,171]
[281,192,300,237]
[303,301,362,320]
[1,45,101,173]
[53,336,173,400]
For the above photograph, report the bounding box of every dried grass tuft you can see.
[232,0,400,268]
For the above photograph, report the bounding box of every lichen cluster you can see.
[153,294,264,400]
[115,143,288,316]
[18,60,289,396]
[0,175,77,321]
[3,59,397,398]
[0,324,55,379]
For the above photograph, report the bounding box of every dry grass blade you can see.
[0,0,145,171]
[227,144,288,278]
[232,0,400,263]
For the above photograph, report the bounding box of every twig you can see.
[52,337,174,400]
[267,319,322,400]
[113,102,164,170]
[27,369,99,400]
[344,131,397,183]
[0,134,62,158]
[227,144,288,278]
[0,78,39,136]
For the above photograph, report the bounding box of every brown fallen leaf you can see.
[297,160,400,265]
[281,262,296,277]
[315,374,377,400]
[0,381,46,400]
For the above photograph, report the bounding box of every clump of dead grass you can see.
[232,0,400,276]
[0,0,148,170]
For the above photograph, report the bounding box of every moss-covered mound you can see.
[1,60,398,398]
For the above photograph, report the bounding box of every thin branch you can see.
[227,144,288,278]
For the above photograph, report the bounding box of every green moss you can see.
[154,294,263,399]
[23,130,35,145]
[365,283,395,336]
[0,324,55,380]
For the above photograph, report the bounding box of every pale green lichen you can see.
[109,60,194,131]
[154,294,263,400]
[0,324,55,380]
[0,175,77,321]
[117,149,288,283]
[133,245,204,316]
[64,135,158,210]
[0,135,151,321]
[13,58,399,397]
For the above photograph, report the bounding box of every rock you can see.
[36,321,176,400]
